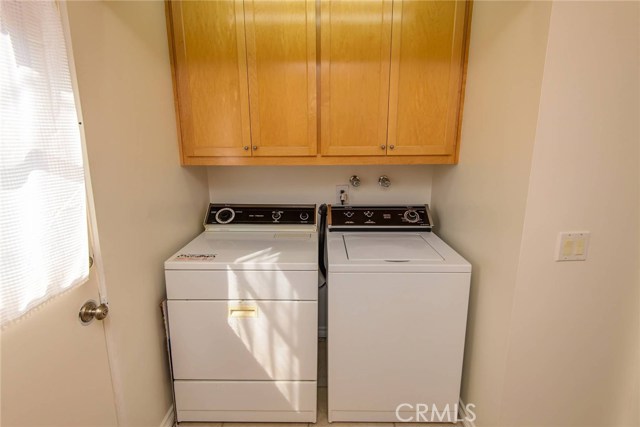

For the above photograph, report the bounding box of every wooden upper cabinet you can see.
[387,0,469,156]
[320,0,393,157]
[166,0,472,165]
[169,1,251,159]
[245,0,317,157]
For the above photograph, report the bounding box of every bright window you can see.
[0,0,89,327]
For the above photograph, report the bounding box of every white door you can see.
[0,269,119,427]
[0,1,118,425]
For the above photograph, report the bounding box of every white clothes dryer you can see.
[164,204,318,423]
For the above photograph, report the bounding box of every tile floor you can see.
[179,340,463,427]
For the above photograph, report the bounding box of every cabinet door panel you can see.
[320,0,392,156]
[171,1,251,158]
[388,0,467,156]
[245,0,317,157]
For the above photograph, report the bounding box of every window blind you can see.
[0,0,89,327]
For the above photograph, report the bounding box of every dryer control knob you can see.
[215,207,236,224]
[403,210,420,223]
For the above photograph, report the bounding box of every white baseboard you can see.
[160,405,175,427]
[458,398,477,427]
[162,395,469,426]
[318,326,327,338]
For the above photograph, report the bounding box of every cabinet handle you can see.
[243,145,249,151]
[389,145,395,150]
[252,146,258,150]
[380,145,386,150]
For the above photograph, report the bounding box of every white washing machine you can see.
[326,205,471,423]
[164,204,318,423]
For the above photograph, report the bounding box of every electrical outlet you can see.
[335,185,349,205]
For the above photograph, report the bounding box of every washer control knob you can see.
[299,212,310,221]
[215,207,235,224]
[403,210,420,223]
[272,211,282,221]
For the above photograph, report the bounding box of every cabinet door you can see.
[387,0,468,156]
[170,1,251,158]
[245,0,317,157]
[320,0,393,156]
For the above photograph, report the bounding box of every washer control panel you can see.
[205,204,316,226]
[328,205,433,231]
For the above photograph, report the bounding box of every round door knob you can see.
[253,146,258,150]
[389,145,395,150]
[380,145,386,150]
[243,146,249,151]
[79,300,109,325]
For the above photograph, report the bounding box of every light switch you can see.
[556,232,590,261]
[562,239,574,257]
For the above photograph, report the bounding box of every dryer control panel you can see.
[328,205,433,232]
[205,204,316,226]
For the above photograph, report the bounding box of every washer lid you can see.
[327,232,471,273]
[344,234,443,261]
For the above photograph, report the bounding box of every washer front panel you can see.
[327,271,470,422]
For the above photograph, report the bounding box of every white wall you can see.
[430,2,553,424]
[66,1,209,425]
[207,165,432,205]
[433,1,639,426]
[500,2,639,426]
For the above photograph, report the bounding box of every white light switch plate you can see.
[555,231,590,261]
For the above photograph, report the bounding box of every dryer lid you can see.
[343,234,444,262]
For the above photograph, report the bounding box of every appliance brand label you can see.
[175,253,217,261]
